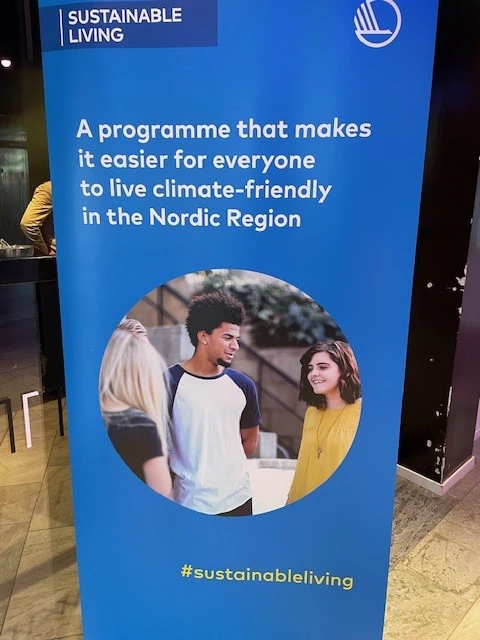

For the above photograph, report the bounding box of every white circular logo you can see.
[354,0,402,48]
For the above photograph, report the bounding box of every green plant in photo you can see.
[198,272,346,347]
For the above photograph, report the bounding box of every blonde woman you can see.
[99,318,172,497]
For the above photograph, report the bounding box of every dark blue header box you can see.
[40,0,217,51]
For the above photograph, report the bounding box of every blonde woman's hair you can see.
[99,318,168,453]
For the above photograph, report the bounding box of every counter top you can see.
[0,256,57,286]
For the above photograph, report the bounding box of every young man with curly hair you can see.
[167,292,261,516]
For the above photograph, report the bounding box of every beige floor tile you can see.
[0,483,41,525]
[1,434,54,452]
[390,477,459,566]
[0,363,16,376]
[0,426,13,452]
[0,373,15,393]
[1,356,40,372]
[0,586,82,640]
[404,531,480,602]
[12,403,68,442]
[0,429,54,452]
[8,374,42,392]
[9,527,78,598]
[448,595,480,639]
[0,438,54,486]
[447,463,480,501]
[0,527,81,639]
[435,485,480,555]
[48,436,70,467]
[12,398,58,416]
[30,467,73,531]
[1,382,42,405]
[0,523,29,630]
[29,399,62,415]
[384,564,471,640]
[446,444,480,500]
[11,412,61,443]
[11,366,41,378]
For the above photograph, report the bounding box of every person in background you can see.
[287,340,362,505]
[99,318,172,498]
[167,292,261,516]
[20,180,56,255]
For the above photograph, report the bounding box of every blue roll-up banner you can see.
[39,1,438,638]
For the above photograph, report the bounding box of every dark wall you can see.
[0,1,50,190]
[399,0,480,481]
[19,0,50,191]
[445,171,480,477]
[0,0,49,226]
[0,0,63,393]
[0,2,22,115]
[0,4,29,244]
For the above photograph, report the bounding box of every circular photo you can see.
[99,269,362,516]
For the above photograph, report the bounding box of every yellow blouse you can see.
[287,399,361,504]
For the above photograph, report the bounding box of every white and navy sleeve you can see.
[165,364,184,418]
[227,370,262,428]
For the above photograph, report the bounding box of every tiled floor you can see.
[0,398,80,640]
[384,441,480,639]
[1,397,480,638]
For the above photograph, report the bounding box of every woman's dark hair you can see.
[299,340,361,409]
[186,292,246,346]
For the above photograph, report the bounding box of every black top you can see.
[103,408,163,482]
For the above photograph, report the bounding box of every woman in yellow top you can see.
[287,341,361,504]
